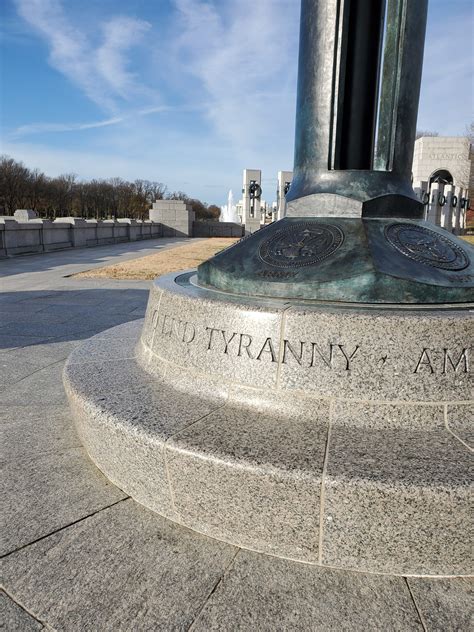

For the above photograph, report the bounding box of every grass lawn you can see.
[74,238,239,280]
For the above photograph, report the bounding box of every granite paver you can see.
[1,500,236,632]
[191,550,424,631]
[1,446,127,555]
[407,577,473,632]
[1,408,81,463]
[0,590,44,631]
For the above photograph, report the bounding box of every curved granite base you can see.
[63,272,473,577]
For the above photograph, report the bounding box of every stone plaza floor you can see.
[1,240,471,631]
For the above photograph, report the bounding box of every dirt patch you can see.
[460,235,474,245]
[74,238,239,280]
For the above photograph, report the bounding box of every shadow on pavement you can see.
[0,288,149,350]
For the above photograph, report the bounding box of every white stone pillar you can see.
[427,183,440,225]
[457,188,467,234]
[271,203,278,223]
[448,186,462,233]
[242,169,262,234]
[417,180,429,220]
[442,185,454,230]
[277,171,293,220]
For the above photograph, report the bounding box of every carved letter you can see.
[238,334,254,359]
[310,343,334,368]
[206,327,220,351]
[443,348,469,374]
[221,331,237,354]
[337,345,360,371]
[282,340,305,365]
[414,349,434,374]
[182,322,196,344]
[172,318,184,340]
[151,309,159,330]
[256,337,277,362]
[161,314,172,337]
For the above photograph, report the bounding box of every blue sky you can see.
[0,0,473,206]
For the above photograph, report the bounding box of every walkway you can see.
[0,240,471,631]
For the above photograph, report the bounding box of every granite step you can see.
[63,321,472,577]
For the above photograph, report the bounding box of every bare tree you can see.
[415,130,439,140]
[0,154,219,221]
[49,174,77,218]
[207,204,221,219]
[166,191,190,202]
[25,169,48,215]
[0,155,30,214]
[148,181,167,202]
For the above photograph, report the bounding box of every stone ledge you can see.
[139,272,473,403]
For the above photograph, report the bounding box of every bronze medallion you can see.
[259,222,344,268]
[385,223,469,271]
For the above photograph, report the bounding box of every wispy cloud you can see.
[172,0,299,156]
[96,16,152,101]
[6,0,472,207]
[8,104,209,139]
[14,0,153,112]
[10,117,125,137]
[12,0,299,157]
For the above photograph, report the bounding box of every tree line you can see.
[0,155,220,221]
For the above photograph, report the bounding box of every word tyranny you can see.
[150,312,470,375]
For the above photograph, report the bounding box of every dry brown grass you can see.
[73,233,473,281]
[74,238,239,280]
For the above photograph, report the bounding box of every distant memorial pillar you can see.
[443,185,454,230]
[427,182,440,224]
[454,195,462,234]
[276,171,293,220]
[453,186,464,233]
[419,180,429,220]
[242,169,262,234]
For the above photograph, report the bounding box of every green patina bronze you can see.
[198,218,474,303]
[197,0,474,304]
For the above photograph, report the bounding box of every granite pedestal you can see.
[64,270,473,577]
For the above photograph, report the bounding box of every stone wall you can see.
[149,200,195,237]
[0,201,247,258]
[193,221,244,238]
[0,217,162,258]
